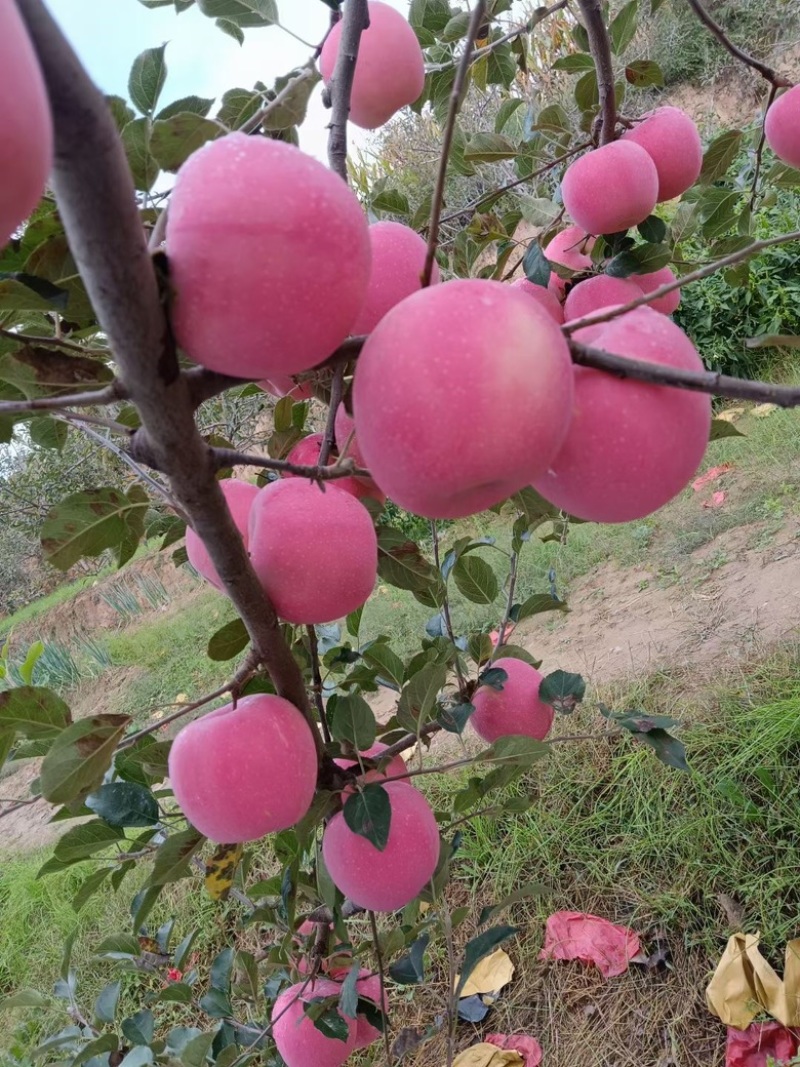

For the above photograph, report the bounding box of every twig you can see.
[118,651,261,750]
[434,141,592,228]
[577,0,616,145]
[686,0,792,87]
[0,382,122,417]
[318,364,344,466]
[0,796,42,822]
[425,0,570,72]
[326,0,369,181]
[208,447,368,480]
[563,227,800,334]
[18,0,322,762]
[184,367,259,409]
[147,205,168,252]
[430,522,468,696]
[379,721,442,762]
[240,64,318,136]
[0,327,108,356]
[74,420,184,515]
[570,340,800,406]
[750,84,777,211]
[307,626,332,745]
[493,550,518,657]
[422,0,487,287]
[367,910,392,1066]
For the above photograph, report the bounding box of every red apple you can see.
[632,265,681,315]
[561,141,659,235]
[354,221,440,334]
[272,978,357,1067]
[563,275,643,322]
[510,277,565,323]
[185,478,259,590]
[471,657,553,743]
[622,106,703,201]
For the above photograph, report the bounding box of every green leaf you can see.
[216,87,263,129]
[371,187,411,216]
[522,242,552,287]
[106,94,136,131]
[574,69,598,111]
[129,44,168,115]
[699,129,743,184]
[478,666,508,691]
[452,555,499,605]
[86,782,160,827]
[493,645,542,668]
[377,526,445,606]
[156,94,215,120]
[122,118,159,192]
[437,702,475,735]
[148,827,206,886]
[150,113,225,172]
[0,272,68,312]
[552,53,595,72]
[210,946,235,991]
[122,1008,155,1045]
[94,981,121,1024]
[29,416,68,451]
[632,727,690,771]
[207,617,249,661]
[637,215,667,243]
[538,670,586,714]
[513,593,568,622]
[329,693,377,751]
[441,11,470,40]
[73,1034,119,1067]
[40,715,132,805]
[609,0,638,54]
[54,820,124,862]
[197,0,278,27]
[455,925,518,998]
[388,934,429,984]
[709,418,745,441]
[362,642,405,689]
[346,607,363,639]
[342,784,391,851]
[95,933,142,959]
[73,867,113,913]
[494,98,524,133]
[0,686,71,739]
[463,133,517,163]
[1,989,50,1008]
[398,663,447,732]
[518,196,561,228]
[41,486,150,570]
[625,59,664,87]
[262,67,321,131]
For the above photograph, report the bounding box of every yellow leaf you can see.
[455,948,515,998]
[451,1044,523,1067]
[752,403,778,418]
[717,407,745,422]
[204,842,243,901]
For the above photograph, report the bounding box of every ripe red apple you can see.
[563,275,643,323]
[354,221,440,335]
[283,433,326,472]
[510,278,565,323]
[167,133,371,378]
[334,407,387,504]
[272,978,357,1067]
[186,478,259,590]
[633,265,680,315]
[764,85,800,170]
[259,377,315,401]
[622,106,703,201]
[320,1,425,130]
[544,227,595,298]
[471,657,553,743]
[351,279,574,519]
[168,694,318,842]
[322,781,440,911]
[533,306,711,522]
[248,480,378,624]
[561,141,659,235]
[334,741,408,783]
[0,4,52,248]
[353,970,387,1049]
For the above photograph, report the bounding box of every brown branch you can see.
[563,227,800,334]
[207,447,369,480]
[307,625,331,745]
[118,651,262,751]
[750,84,777,211]
[422,0,487,287]
[17,0,322,763]
[240,64,318,136]
[368,909,392,1063]
[318,363,344,466]
[577,0,616,145]
[326,0,369,181]
[570,340,800,407]
[184,366,259,408]
[0,382,123,416]
[686,0,792,87]
[0,327,108,356]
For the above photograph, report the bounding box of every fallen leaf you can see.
[706,933,800,1028]
[751,404,777,418]
[486,1033,543,1067]
[539,911,641,978]
[451,1044,523,1067]
[718,407,746,422]
[692,464,734,492]
[456,949,515,998]
[726,1022,798,1067]
[702,491,727,509]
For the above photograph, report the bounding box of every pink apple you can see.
[765,85,800,170]
[320,1,425,130]
[185,478,259,590]
[334,407,387,504]
[533,306,711,522]
[272,978,357,1067]
[510,277,564,323]
[168,694,318,842]
[249,480,378,624]
[259,377,315,401]
[471,657,553,743]
[622,106,703,201]
[334,741,408,782]
[633,265,681,315]
[167,133,371,378]
[354,221,440,334]
[351,279,574,519]
[563,275,643,322]
[561,141,659,235]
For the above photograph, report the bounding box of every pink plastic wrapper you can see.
[692,464,733,492]
[726,1023,799,1067]
[486,1033,543,1066]
[539,911,641,978]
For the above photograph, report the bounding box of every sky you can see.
[46,0,412,161]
